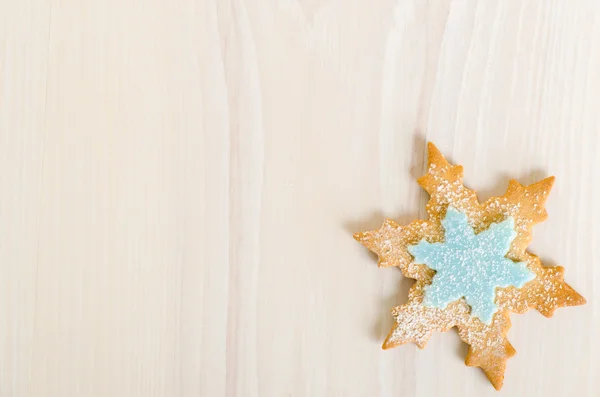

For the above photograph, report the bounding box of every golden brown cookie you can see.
[354,142,585,390]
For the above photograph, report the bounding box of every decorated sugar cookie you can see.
[354,142,585,390]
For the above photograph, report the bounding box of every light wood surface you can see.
[1,1,599,396]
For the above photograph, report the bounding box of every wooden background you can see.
[1,0,599,396]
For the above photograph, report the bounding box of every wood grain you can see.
[0,0,598,396]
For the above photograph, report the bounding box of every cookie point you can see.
[530,175,556,194]
[427,141,439,152]
[416,175,429,187]
[508,179,523,189]
[544,175,556,185]
[571,291,587,306]
[382,337,397,350]
[491,378,504,391]
[426,142,446,164]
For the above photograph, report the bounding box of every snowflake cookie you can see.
[354,142,585,390]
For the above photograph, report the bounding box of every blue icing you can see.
[408,207,535,324]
